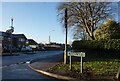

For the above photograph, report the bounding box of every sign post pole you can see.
[116,67,120,79]
[69,55,72,70]
[81,56,83,73]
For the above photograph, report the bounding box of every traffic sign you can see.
[68,52,85,73]
[68,52,85,57]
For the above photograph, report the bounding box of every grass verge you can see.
[47,60,120,81]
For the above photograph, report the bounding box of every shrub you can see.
[94,19,120,40]
[72,39,120,51]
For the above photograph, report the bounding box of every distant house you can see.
[0,31,28,52]
[27,39,39,50]
[44,42,71,51]
[44,42,65,51]
[13,34,27,49]
[0,31,13,52]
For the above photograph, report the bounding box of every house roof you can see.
[0,31,27,40]
[13,34,27,39]
[28,39,38,45]
[0,31,12,37]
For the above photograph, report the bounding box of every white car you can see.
[21,46,32,51]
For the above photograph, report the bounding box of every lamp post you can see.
[64,8,68,64]
[10,34,12,55]
[10,18,14,55]
[49,30,55,44]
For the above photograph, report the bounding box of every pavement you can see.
[2,52,36,55]
[28,53,78,81]
[29,61,77,81]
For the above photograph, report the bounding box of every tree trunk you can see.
[87,33,95,40]
[90,34,95,40]
[83,27,95,40]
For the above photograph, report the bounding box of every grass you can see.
[47,59,120,80]
[82,60,119,76]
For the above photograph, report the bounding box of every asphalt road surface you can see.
[1,51,66,81]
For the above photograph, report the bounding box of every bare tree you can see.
[57,2,112,40]
[72,26,87,40]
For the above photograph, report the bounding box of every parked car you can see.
[21,46,32,52]
[3,46,20,52]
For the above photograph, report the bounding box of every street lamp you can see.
[6,18,14,54]
[49,30,55,44]
[10,18,14,55]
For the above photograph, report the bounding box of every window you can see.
[8,37,11,41]
[0,36,3,40]
[19,38,25,42]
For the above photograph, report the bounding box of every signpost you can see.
[116,67,120,80]
[68,52,85,73]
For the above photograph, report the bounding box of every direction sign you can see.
[68,52,85,57]
[68,52,85,73]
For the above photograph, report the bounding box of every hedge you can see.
[72,39,120,51]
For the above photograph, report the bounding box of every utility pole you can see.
[64,8,68,64]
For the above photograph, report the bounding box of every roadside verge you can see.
[28,62,78,81]
[28,61,117,81]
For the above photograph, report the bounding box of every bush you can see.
[72,39,120,51]
[94,19,120,40]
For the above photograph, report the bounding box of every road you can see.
[1,51,65,81]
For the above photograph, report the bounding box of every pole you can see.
[69,55,72,70]
[116,67,120,79]
[49,35,50,44]
[10,18,13,55]
[81,56,83,73]
[10,34,12,54]
[64,8,68,64]
[49,30,54,44]
[11,18,13,27]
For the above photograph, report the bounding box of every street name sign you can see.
[68,52,85,73]
[68,52,85,57]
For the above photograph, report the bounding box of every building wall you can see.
[0,32,27,52]
[0,35,2,53]
[2,34,11,50]
[18,38,27,48]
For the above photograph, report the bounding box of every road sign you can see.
[68,52,85,57]
[68,52,85,73]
